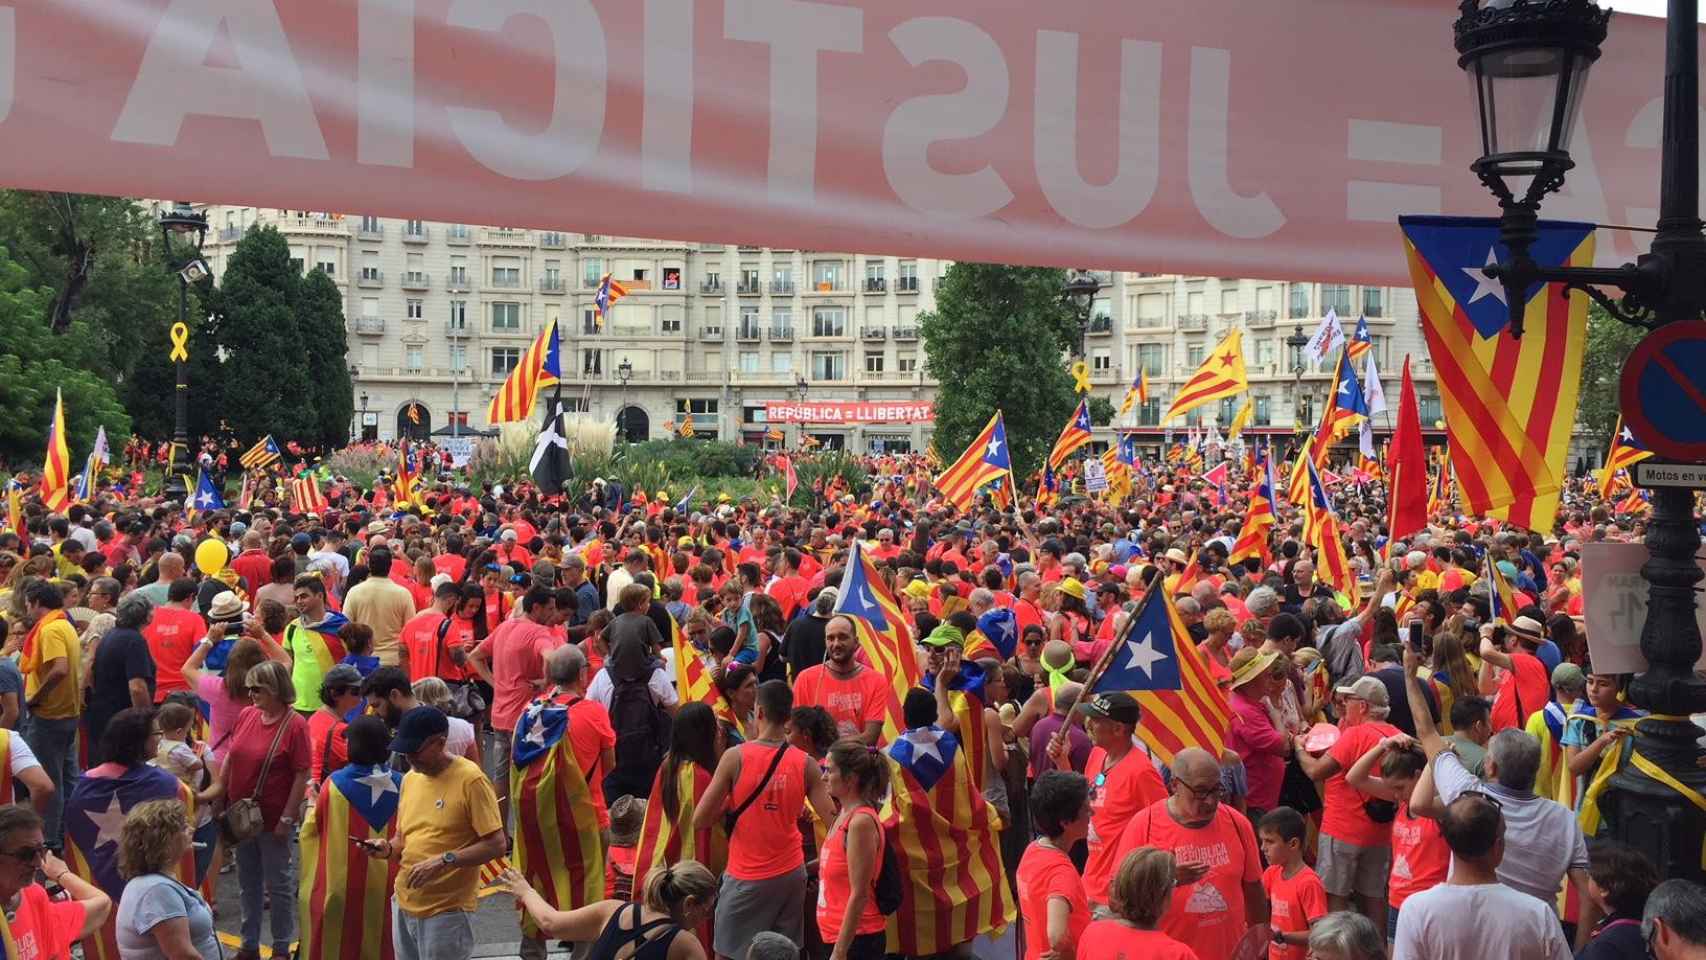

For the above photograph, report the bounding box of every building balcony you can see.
[625,278,652,291]
[1088,317,1114,335]
[735,325,763,342]
[769,326,794,342]
[770,280,795,295]
[446,321,470,339]
[1247,310,1279,328]
[1091,365,1122,384]
[806,280,847,294]
[445,227,472,246]
[893,326,919,341]
[480,228,532,246]
[402,225,429,244]
[864,277,887,293]
[700,280,724,294]
[357,271,384,289]
[685,370,724,383]
[698,326,723,341]
[446,275,471,293]
[487,277,524,290]
[539,277,566,294]
[861,327,887,341]
[737,281,762,295]
[538,232,567,249]
[401,272,430,291]
[897,277,920,293]
[1179,314,1210,330]
[218,226,244,242]
[356,224,384,241]
[273,214,349,238]
[354,317,386,335]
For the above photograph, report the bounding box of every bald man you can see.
[1110,747,1267,959]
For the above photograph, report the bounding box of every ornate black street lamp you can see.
[1286,323,1312,440]
[1063,270,1100,359]
[616,359,633,443]
[158,202,208,500]
[1456,0,1706,880]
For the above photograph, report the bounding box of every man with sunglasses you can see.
[1110,746,1267,959]
[1046,691,1165,915]
[0,804,110,960]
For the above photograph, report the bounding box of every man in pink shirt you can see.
[467,587,560,823]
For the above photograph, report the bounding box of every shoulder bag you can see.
[222,714,291,844]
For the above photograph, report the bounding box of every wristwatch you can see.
[1272,928,1285,945]
[441,851,458,866]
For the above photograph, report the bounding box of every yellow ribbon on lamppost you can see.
[1070,360,1091,394]
[168,322,190,362]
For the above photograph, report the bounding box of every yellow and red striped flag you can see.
[1598,416,1653,499]
[832,541,917,742]
[1485,552,1519,623]
[5,483,21,536]
[1401,216,1590,532]
[1162,329,1247,423]
[934,411,1012,510]
[510,695,606,934]
[41,388,70,512]
[1226,396,1254,441]
[671,619,717,706]
[66,769,196,960]
[1303,456,1357,600]
[1229,446,1277,569]
[298,764,403,960]
[635,760,728,880]
[487,319,562,424]
[1045,400,1093,468]
[883,725,1014,955]
[292,474,329,515]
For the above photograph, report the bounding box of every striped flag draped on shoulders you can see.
[634,760,728,888]
[510,693,606,931]
[67,766,195,960]
[832,541,916,743]
[1399,216,1591,532]
[882,725,1013,956]
[298,763,404,960]
[488,319,562,424]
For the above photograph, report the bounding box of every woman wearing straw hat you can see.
[1226,647,1290,823]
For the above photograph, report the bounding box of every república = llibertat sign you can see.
[764,401,934,424]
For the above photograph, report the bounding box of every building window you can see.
[813,261,844,290]
[582,258,605,288]
[1419,395,1443,424]
[1186,345,1205,369]
[1185,291,1205,318]
[1320,284,1353,316]
[491,260,521,288]
[316,258,335,276]
[1289,284,1311,318]
[771,352,793,372]
[1091,349,1112,372]
[897,260,919,292]
[490,348,520,376]
[447,224,470,241]
[741,265,761,292]
[449,301,467,330]
[582,349,603,375]
[743,405,769,423]
[1255,338,1275,366]
[360,215,381,233]
[449,344,466,371]
[1137,343,1164,375]
[406,299,423,321]
[1136,399,1161,426]
[1362,287,1385,318]
[662,267,682,290]
[404,345,424,371]
[810,351,846,380]
[1137,293,1166,325]
[676,398,718,416]
[361,298,380,319]
[660,305,684,334]
[865,353,885,374]
[897,354,918,373]
[491,302,521,331]
[739,351,761,373]
[1254,395,1271,425]
[811,306,846,338]
[290,257,305,274]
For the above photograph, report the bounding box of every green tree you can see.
[298,268,353,450]
[920,264,1081,478]
[0,246,131,466]
[209,227,314,444]
[1577,304,1644,445]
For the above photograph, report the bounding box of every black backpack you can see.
[873,832,904,915]
[605,670,668,802]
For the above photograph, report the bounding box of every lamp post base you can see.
[161,452,189,500]
[1595,714,1706,883]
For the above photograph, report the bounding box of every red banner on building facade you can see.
[765,401,934,424]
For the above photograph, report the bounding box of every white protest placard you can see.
[1083,460,1109,494]
[439,436,476,468]
[1580,542,1706,674]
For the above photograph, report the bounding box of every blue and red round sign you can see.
[1620,320,1706,461]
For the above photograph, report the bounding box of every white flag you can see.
[1306,308,1346,361]
[1363,351,1387,414]
[1359,419,1377,458]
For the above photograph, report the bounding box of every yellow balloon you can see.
[194,538,229,576]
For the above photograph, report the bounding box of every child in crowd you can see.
[338,621,380,676]
[1259,807,1328,960]
[605,795,646,900]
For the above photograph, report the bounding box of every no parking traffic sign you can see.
[1620,321,1706,462]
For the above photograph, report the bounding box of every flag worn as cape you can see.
[510,693,606,933]
[298,763,404,960]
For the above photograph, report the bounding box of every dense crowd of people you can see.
[0,444,1701,960]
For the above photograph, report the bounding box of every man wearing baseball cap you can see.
[359,706,505,960]
[1294,675,1400,925]
[1049,690,1165,912]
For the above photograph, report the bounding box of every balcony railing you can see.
[736,325,763,342]
[1088,317,1114,334]
[808,279,846,293]
[446,321,469,338]
[699,326,723,340]
[401,272,430,290]
[1179,314,1209,330]
[861,327,887,341]
[357,271,384,288]
[354,317,386,334]
[897,277,920,293]
[488,276,523,289]
[893,326,919,341]
[737,280,762,295]
[538,232,567,249]
[1248,309,1279,328]
[402,225,429,243]
[481,228,532,245]
[219,226,244,242]
[865,277,887,292]
[445,227,472,245]
[446,274,471,293]
[769,326,794,342]
[539,277,566,294]
[700,280,724,294]
[356,223,384,240]
[770,280,795,295]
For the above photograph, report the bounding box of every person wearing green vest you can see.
[282,575,350,714]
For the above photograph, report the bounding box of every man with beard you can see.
[363,667,424,772]
[792,614,888,744]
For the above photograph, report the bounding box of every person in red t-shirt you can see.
[1049,691,1167,911]
[143,581,209,702]
[1110,748,1266,959]
[1292,675,1401,925]
[1016,771,1092,960]
[1343,733,1447,934]
[0,806,109,960]
[766,548,810,621]
[1479,617,1553,732]
[792,616,889,745]
[1257,808,1328,960]
[399,582,466,683]
[1078,846,1203,960]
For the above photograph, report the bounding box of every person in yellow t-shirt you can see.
[360,706,505,960]
[20,579,83,850]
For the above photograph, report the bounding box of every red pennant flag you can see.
[1387,356,1429,542]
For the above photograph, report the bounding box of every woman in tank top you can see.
[503,861,718,960]
[817,740,889,960]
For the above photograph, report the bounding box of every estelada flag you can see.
[1400,216,1591,532]
[66,766,195,960]
[298,762,404,960]
[511,693,606,934]
[882,726,1013,956]
[1087,580,1231,765]
[832,541,916,742]
[634,760,728,883]
[922,662,991,793]
[1045,400,1093,469]
[1162,329,1247,423]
